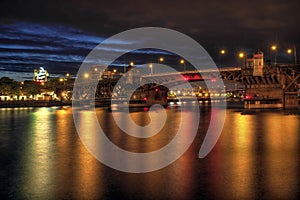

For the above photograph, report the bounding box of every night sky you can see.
[1,0,300,80]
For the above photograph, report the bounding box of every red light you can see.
[155,88,159,92]
[245,95,251,99]
[211,78,216,82]
[143,97,147,100]
[254,54,262,58]
[183,75,189,81]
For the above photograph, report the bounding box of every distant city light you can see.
[220,49,226,55]
[287,49,292,54]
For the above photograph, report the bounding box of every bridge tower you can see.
[241,50,299,108]
[253,50,264,76]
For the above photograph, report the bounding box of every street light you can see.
[130,61,134,66]
[287,49,293,64]
[180,59,186,71]
[220,49,226,55]
[156,57,164,74]
[84,73,89,79]
[238,52,246,67]
[149,63,153,74]
[239,52,244,58]
[271,45,277,66]
[219,49,226,67]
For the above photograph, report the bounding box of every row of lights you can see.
[73,56,188,79]
[271,45,295,55]
[220,45,297,66]
[219,45,295,57]
[81,57,187,78]
[60,45,296,80]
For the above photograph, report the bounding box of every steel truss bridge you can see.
[66,65,300,108]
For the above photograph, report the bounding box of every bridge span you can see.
[71,60,299,108]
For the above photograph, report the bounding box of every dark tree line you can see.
[0,77,20,96]
[0,76,74,97]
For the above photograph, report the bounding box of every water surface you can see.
[0,106,299,199]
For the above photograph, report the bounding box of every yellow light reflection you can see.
[74,110,103,199]
[21,107,54,198]
[214,111,255,199]
[165,110,197,200]
[230,114,254,199]
[55,108,73,193]
[264,114,299,199]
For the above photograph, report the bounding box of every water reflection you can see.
[227,113,255,199]
[0,107,299,199]
[264,114,299,199]
[20,107,55,199]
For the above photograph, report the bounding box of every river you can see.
[0,105,299,199]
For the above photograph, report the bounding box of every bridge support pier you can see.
[284,93,299,108]
[244,86,284,109]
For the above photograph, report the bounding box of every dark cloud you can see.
[0,0,300,80]
[1,0,299,38]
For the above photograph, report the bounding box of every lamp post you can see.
[157,57,164,74]
[287,49,293,64]
[293,46,297,65]
[149,63,153,74]
[238,52,246,67]
[180,59,186,71]
[84,73,89,79]
[271,45,277,66]
[219,49,226,67]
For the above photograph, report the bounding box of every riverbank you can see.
[0,100,71,108]
[0,99,246,109]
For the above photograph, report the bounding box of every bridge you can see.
[71,67,241,106]
[70,53,300,108]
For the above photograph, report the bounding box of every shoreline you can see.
[0,100,71,108]
[0,99,244,109]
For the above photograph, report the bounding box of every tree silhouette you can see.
[0,77,20,96]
